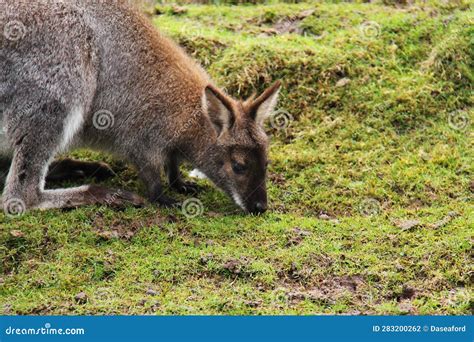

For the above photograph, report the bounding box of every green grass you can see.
[1,1,473,315]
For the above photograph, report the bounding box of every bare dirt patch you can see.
[92,212,171,240]
[286,227,312,247]
[283,275,367,306]
[222,257,251,276]
[258,10,315,37]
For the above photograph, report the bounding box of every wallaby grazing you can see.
[0,0,281,215]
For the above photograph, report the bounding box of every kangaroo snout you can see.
[250,201,268,215]
[245,185,268,214]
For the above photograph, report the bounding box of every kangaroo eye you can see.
[232,162,247,174]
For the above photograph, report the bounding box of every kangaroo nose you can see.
[252,202,267,214]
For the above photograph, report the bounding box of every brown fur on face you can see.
[200,82,281,214]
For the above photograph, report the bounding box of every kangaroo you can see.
[0,0,281,215]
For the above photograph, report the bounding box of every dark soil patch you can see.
[284,275,367,306]
[391,285,417,301]
[92,212,170,240]
[258,10,315,37]
[222,257,251,276]
[269,172,286,186]
[286,227,311,247]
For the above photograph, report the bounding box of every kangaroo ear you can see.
[202,85,235,136]
[249,81,282,126]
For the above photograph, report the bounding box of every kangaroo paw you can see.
[171,181,202,195]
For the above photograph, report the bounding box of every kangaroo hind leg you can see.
[2,102,143,215]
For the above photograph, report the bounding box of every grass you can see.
[0,0,472,315]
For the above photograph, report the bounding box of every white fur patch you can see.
[59,105,84,152]
[231,190,246,211]
[40,105,84,190]
[189,169,208,179]
[0,130,11,156]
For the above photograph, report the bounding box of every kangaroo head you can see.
[200,81,281,214]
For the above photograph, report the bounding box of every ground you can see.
[0,0,472,315]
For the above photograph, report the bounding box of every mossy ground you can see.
[1,1,472,315]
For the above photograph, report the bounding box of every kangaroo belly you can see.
[0,133,12,157]
[0,93,12,157]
